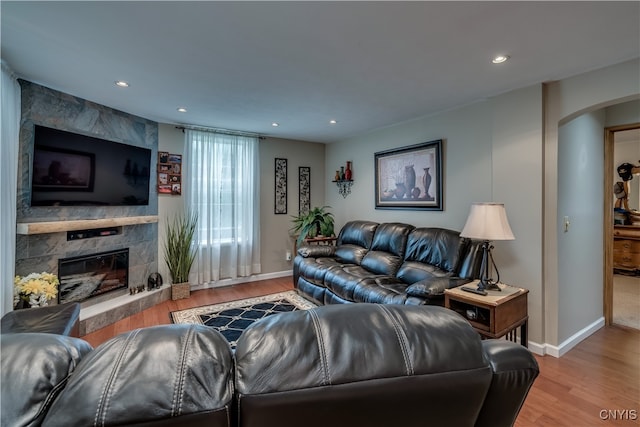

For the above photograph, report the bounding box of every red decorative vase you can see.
[345,161,352,180]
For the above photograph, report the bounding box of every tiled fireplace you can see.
[15,80,166,335]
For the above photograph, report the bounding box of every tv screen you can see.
[30,125,151,206]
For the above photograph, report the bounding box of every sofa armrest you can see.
[297,245,337,258]
[405,277,470,297]
[1,303,81,337]
[1,333,93,427]
[475,340,539,427]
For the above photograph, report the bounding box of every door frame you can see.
[604,123,640,326]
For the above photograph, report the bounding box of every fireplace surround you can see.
[15,80,163,335]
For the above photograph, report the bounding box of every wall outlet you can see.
[285,250,292,261]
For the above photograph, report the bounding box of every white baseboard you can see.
[191,270,293,290]
[527,317,605,358]
[526,341,546,356]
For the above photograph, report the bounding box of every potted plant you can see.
[291,206,335,246]
[163,211,198,300]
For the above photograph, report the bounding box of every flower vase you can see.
[345,161,352,180]
[340,166,345,180]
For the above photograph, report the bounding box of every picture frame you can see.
[299,166,310,214]
[374,139,443,210]
[32,146,95,191]
[274,158,287,214]
[158,151,182,196]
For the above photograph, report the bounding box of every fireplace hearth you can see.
[58,248,129,304]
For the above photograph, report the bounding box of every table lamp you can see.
[459,202,515,295]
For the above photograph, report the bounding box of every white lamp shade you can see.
[460,203,515,241]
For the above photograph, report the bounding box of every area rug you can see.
[170,291,316,349]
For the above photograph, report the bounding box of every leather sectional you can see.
[294,220,484,306]
[1,303,539,427]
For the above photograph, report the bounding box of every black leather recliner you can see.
[1,304,538,427]
[235,304,539,427]
[294,221,484,306]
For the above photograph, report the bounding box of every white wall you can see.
[557,110,606,342]
[325,85,545,343]
[157,124,187,283]
[259,137,326,274]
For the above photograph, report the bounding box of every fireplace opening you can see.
[58,248,129,304]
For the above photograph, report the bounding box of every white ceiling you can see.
[2,1,639,143]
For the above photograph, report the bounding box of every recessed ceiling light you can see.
[329,119,338,125]
[492,55,510,64]
[272,122,279,127]
[177,107,187,113]
[114,80,129,88]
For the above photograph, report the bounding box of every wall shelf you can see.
[16,215,159,235]
[332,180,354,198]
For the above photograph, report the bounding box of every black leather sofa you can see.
[294,220,484,306]
[1,304,538,427]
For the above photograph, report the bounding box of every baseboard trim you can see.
[191,270,293,290]
[527,317,605,358]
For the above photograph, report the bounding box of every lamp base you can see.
[461,286,488,296]
[480,279,502,292]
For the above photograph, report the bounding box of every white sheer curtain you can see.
[1,61,21,315]
[184,129,261,284]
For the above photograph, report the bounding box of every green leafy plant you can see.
[291,206,335,245]
[163,211,198,284]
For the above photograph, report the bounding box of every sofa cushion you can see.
[351,277,411,304]
[335,245,369,265]
[334,221,379,264]
[406,277,471,298]
[361,223,414,275]
[396,260,453,284]
[403,228,468,273]
[43,324,234,427]
[324,265,386,302]
[295,256,344,286]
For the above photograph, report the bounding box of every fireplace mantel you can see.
[16,215,159,235]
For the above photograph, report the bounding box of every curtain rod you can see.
[175,124,265,139]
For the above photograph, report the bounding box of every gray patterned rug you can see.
[170,291,316,349]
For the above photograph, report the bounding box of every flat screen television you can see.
[30,125,151,206]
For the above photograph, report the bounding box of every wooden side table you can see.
[293,236,337,254]
[444,281,529,347]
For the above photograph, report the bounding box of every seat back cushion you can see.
[234,304,492,427]
[361,223,414,275]
[397,228,468,281]
[335,220,379,265]
[43,324,234,427]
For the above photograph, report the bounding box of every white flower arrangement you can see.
[13,272,59,308]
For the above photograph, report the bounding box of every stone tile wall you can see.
[16,80,159,300]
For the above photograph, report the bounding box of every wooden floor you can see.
[82,277,640,427]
